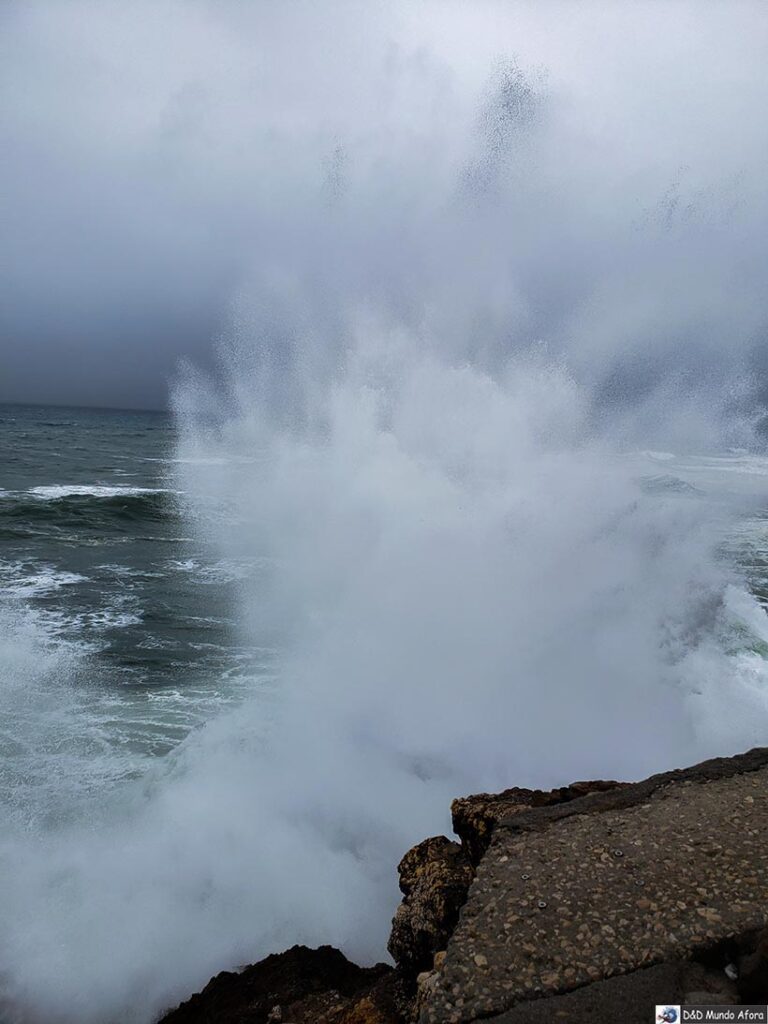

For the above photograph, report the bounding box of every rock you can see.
[157,748,768,1024]
[157,944,402,1024]
[387,837,474,976]
[421,747,768,1024]
[451,780,627,866]
[738,926,768,1001]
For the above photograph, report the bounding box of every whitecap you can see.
[0,563,88,599]
[28,485,170,499]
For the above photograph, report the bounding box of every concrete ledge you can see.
[496,747,768,835]
[420,749,768,1023]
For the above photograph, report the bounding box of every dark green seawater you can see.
[0,403,275,815]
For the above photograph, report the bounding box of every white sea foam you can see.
[28,485,169,499]
[0,560,144,659]
[163,557,267,584]
[0,563,87,599]
[65,607,143,631]
[94,563,165,579]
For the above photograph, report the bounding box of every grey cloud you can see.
[1,0,767,420]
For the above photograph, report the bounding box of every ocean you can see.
[2,388,768,1024]
[0,403,276,829]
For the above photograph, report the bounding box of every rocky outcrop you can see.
[421,747,768,1023]
[387,780,630,981]
[387,837,474,976]
[156,945,402,1024]
[157,748,768,1024]
[451,779,627,866]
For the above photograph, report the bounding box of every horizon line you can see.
[0,399,169,416]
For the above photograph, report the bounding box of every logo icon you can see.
[656,1009,679,1024]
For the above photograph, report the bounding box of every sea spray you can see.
[4,333,766,1024]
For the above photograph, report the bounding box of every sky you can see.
[1,0,767,411]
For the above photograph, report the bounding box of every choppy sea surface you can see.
[3,404,768,832]
[3,401,768,1024]
[0,403,276,826]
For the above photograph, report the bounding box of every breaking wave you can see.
[0,486,176,532]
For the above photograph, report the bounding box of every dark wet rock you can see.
[738,926,768,1002]
[388,837,474,976]
[451,779,626,865]
[156,944,402,1024]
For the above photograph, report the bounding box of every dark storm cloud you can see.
[1,0,441,409]
[1,1,767,412]
[0,2,264,408]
